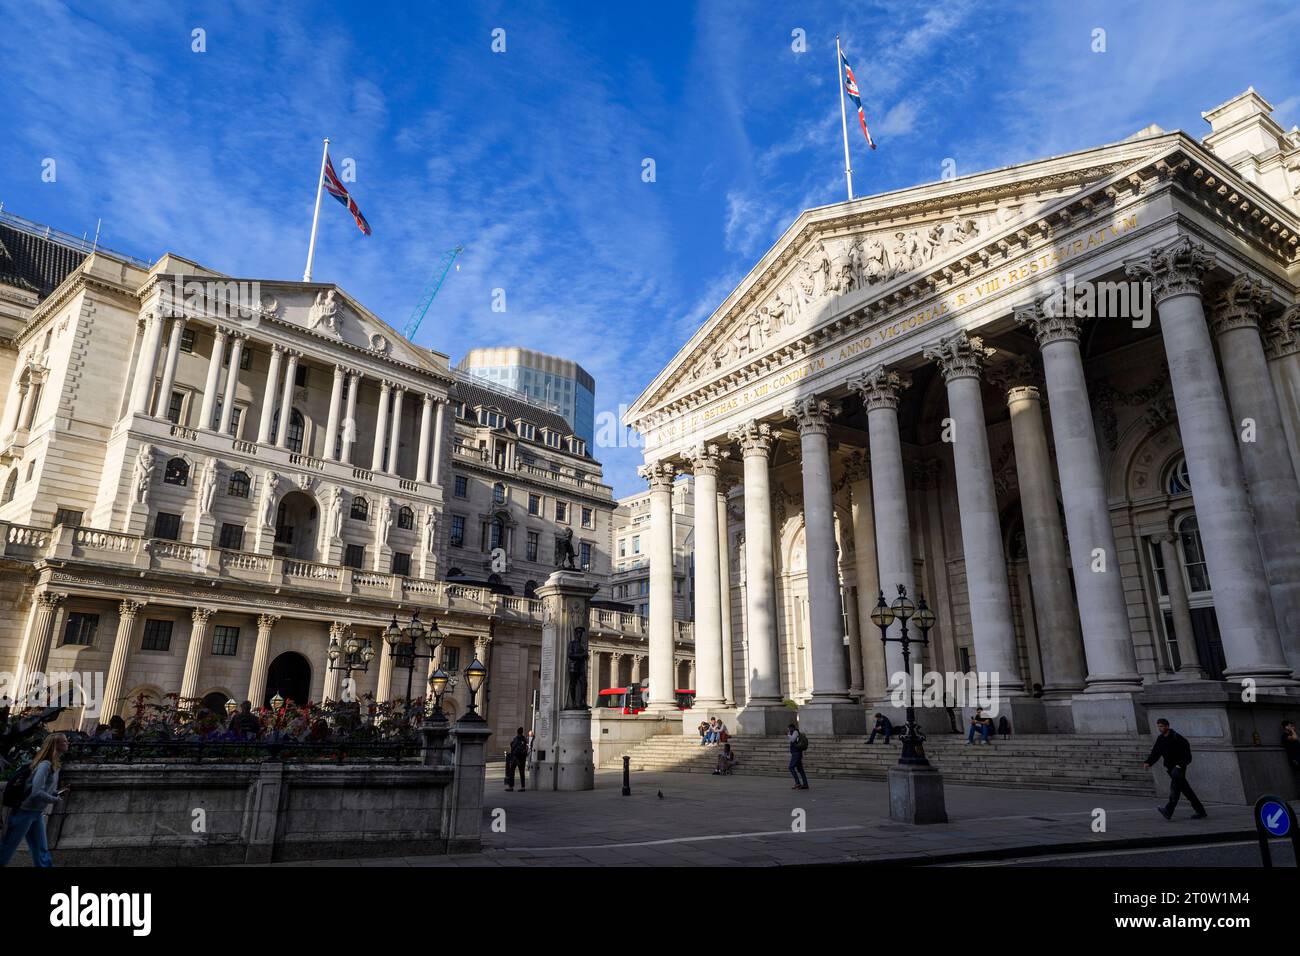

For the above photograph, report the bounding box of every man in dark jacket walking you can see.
[505,727,529,792]
[1143,718,1207,820]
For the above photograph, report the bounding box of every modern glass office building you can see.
[457,346,596,446]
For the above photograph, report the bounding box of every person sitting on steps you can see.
[713,742,738,775]
[966,708,994,745]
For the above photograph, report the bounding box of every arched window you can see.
[1165,455,1191,495]
[490,516,505,551]
[286,409,305,454]
[493,482,506,505]
[164,457,190,486]
[1,470,15,505]
[1177,514,1211,593]
[398,505,414,530]
[227,470,250,498]
[350,496,369,521]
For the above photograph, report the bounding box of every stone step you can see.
[607,732,1156,796]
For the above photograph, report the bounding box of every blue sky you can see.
[2,0,1298,496]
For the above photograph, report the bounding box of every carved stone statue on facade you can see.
[565,627,589,710]
[133,444,155,505]
[889,231,918,278]
[261,471,280,528]
[328,486,344,540]
[199,458,219,512]
[423,504,438,553]
[556,527,577,570]
[377,496,393,545]
[308,289,342,336]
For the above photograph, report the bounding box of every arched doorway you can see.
[265,651,311,707]
[274,490,319,560]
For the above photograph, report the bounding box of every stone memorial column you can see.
[535,569,599,791]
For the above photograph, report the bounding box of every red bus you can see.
[595,685,695,713]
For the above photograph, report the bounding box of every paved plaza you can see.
[281,769,1259,867]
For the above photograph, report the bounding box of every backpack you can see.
[795,731,809,752]
[2,763,32,809]
[511,737,529,760]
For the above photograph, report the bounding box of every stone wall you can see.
[41,720,490,865]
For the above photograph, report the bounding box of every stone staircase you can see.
[606,732,1157,796]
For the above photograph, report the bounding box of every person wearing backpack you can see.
[505,726,529,792]
[787,722,809,790]
[1143,718,1207,820]
[1,732,69,867]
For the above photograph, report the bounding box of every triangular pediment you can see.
[627,131,1184,423]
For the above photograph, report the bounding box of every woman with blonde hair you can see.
[0,732,69,866]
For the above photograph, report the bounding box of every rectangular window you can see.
[441,645,460,674]
[53,508,83,528]
[580,542,591,568]
[141,619,173,652]
[219,523,245,550]
[212,625,239,656]
[555,501,568,523]
[294,365,308,388]
[581,507,593,529]
[154,512,181,540]
[528,493,541,516]
[450,515,465,548]
[344,544,366,569]
[454,475,468,498]
[166,391,185,425]
[222,347,252,370]
[618,538,626,557]
[392,552,411,576]
[179,328,196,353]
[526,531,539,562]
[61,612,99,647]
[517,421,535,441]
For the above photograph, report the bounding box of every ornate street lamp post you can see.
[871,584,936,766]
[327,628,376,678]
[463,658,488,719]
[384,610,443,722]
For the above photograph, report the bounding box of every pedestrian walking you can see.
[787,722,809,790]
[505,726,529,791]
[1143,718,1207,820]
[0,732,69,867]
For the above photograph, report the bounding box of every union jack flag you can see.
[841,49,876,150]
[322,152,372,235]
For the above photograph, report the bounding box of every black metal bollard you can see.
[621,754,631,796]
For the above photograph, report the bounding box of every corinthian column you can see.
[1004,383,1086,698]
[324,365,347,461]
[179,607,215,701]
[246,613,280,707]
[1126,237,1293,684]
[218,332,246,435]
[17,591,65,702]
[728,421,785,732]
[841,450,887,701]
[784,396,863,735]
[257,343,283,444]
[100,600,144,725]
[387,386,405,475]
[153,317,187,418]
[275,351,299,449]
[416,393,434,480]
[716,488,735,704]
[924,333,1028,709]
[685,443,726,708]
[323,621,347,702]
[638,460,678,712]
[129,311,166,415]
[372,381,391,472]
[1210,275,1300,673]
[198,327,228,431]
[848,367,914,695]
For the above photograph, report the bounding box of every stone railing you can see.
[513,460,614,499]
[0,522,683,642]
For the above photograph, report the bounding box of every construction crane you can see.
[402,243,464,341]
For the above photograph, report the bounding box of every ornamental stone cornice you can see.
[638,460,677,492]
[683,442,726,477]
[1209,273,1271,337]
[1013,300,1083,347]
[924,331,994,383]
[1123,235,1216,305]
[847,365,910,411]
[728,420,775,458]
[784,396,840,435]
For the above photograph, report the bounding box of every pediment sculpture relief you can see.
[308,289,343,338]
[691,214,983,381]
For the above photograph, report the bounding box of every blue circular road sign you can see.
[1259,800,1291,837]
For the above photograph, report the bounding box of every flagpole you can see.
[303,137,330,282]
[836,35,854,201]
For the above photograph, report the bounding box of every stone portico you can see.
[624,89,1300,771]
